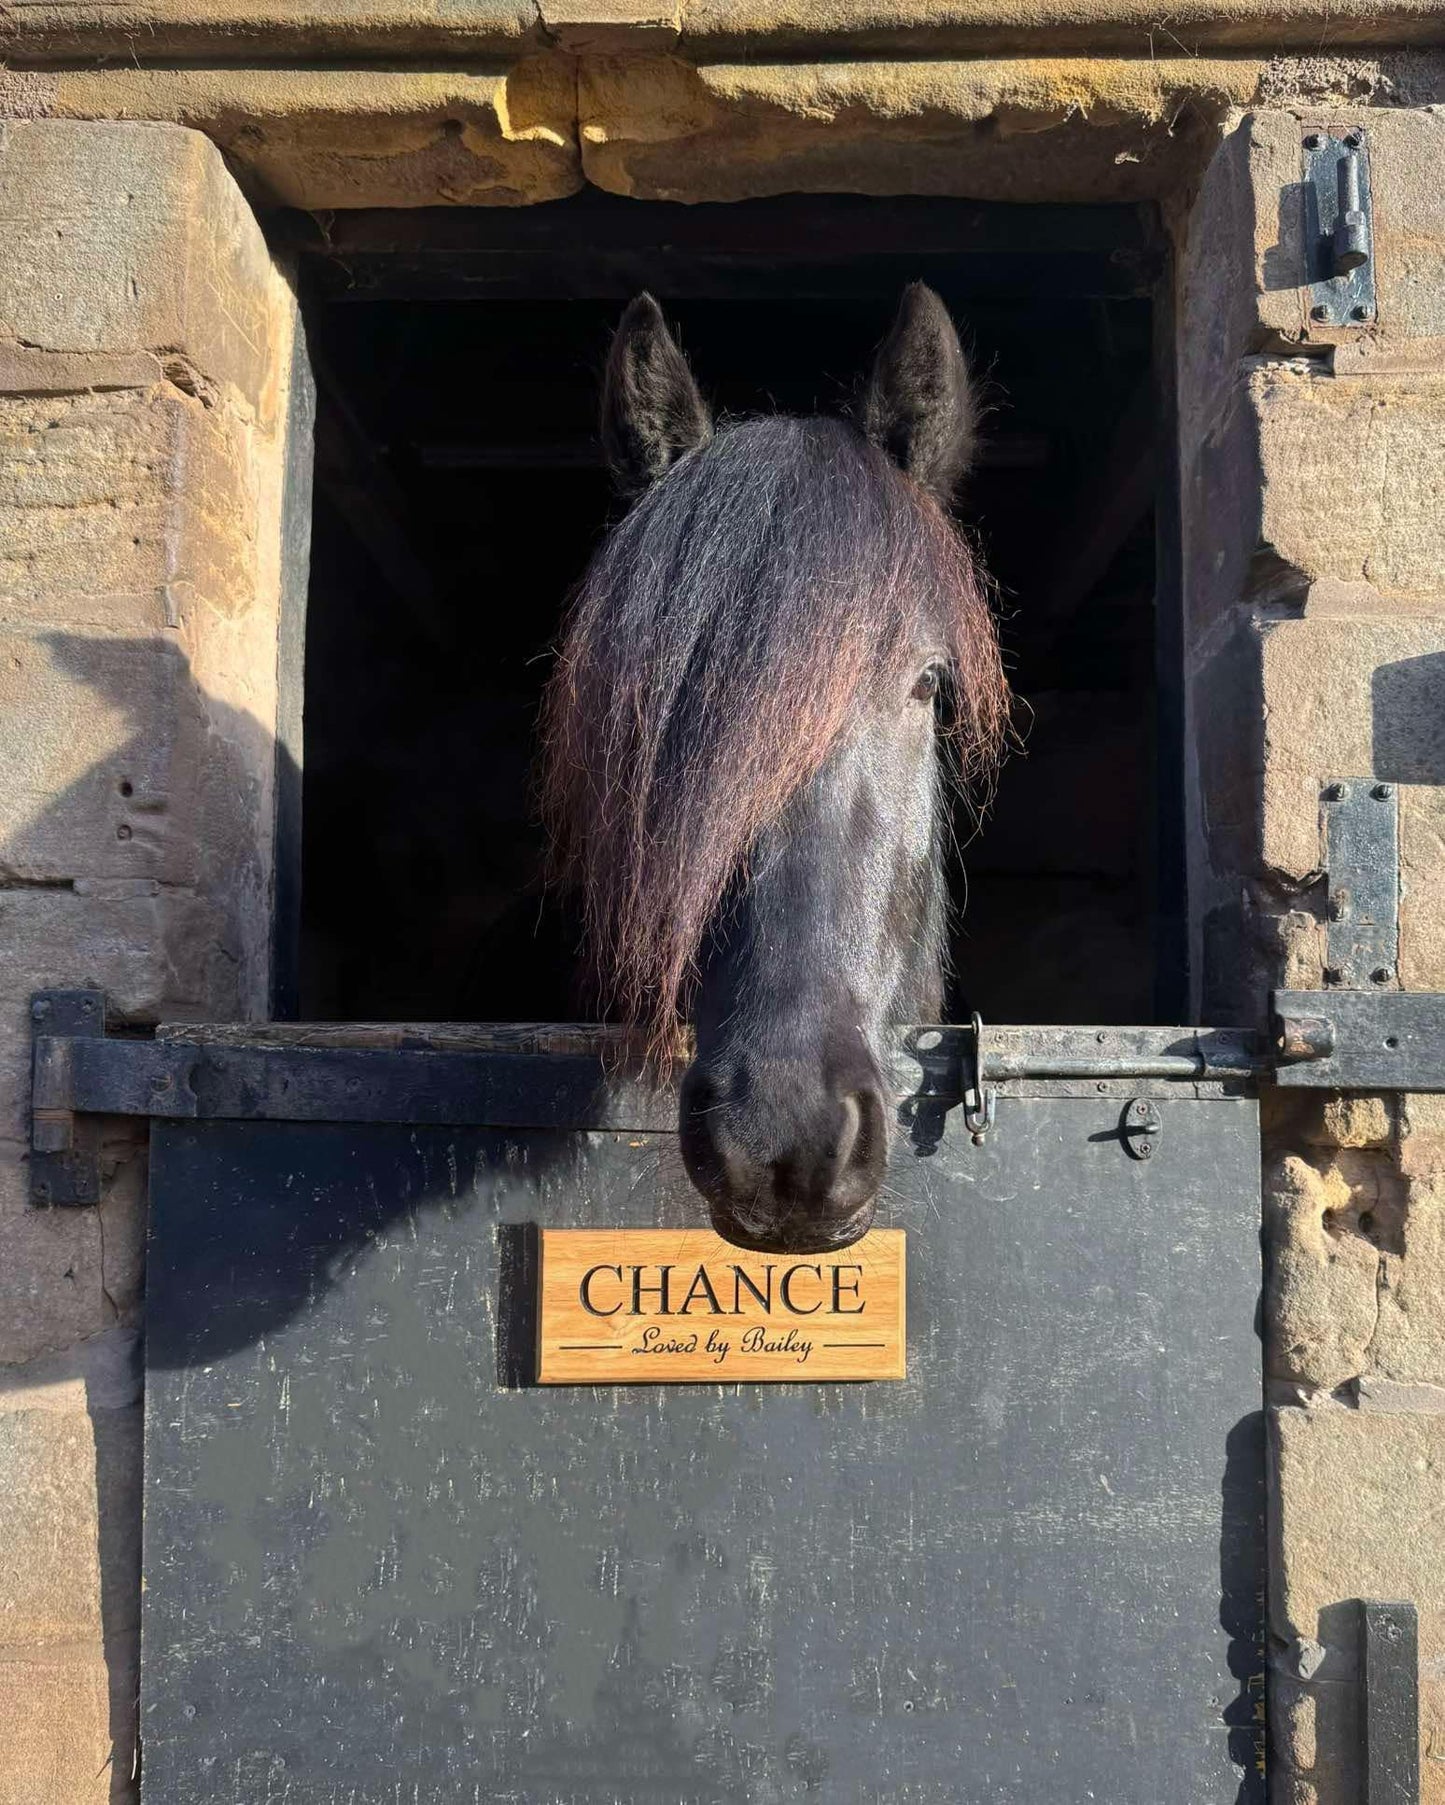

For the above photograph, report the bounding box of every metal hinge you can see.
[1303,127,1377,328]
[29,989,108,1205]
[30,981,1445,1206]
[1321,779,1399,990]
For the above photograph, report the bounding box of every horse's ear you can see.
[601,293,712,498]
[861,284,977,504]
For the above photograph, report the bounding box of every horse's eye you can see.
[911,665,942,703]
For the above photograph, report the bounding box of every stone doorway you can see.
[294,193,1178,1028]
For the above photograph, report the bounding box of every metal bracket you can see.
[1363,1600,1419,1805]
[32,980,1445,1210]
[1272,990,1445,1089]
[28,992,689,1205]
[1322,779,1399,989]
[1303,127,1377,328]
[1121,1097,1162,1160]
[29,988,108,1205]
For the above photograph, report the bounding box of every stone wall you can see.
[3,12,1445,1801]
[0,121,298,1802]
[1178,107,1445,1802]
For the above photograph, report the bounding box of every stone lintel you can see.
[2,0,1445,63]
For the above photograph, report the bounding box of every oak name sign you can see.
[537,1228,906,1383]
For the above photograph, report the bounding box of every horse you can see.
[541,284,1009,1253]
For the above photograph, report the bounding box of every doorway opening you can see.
[288,193,1174,1026]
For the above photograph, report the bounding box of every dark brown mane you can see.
[540,414,1009,1057]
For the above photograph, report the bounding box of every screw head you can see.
[1344,129,1363,149]
[1323,966,1343,985]
[1372,967,1394,984]
[1351,305,1374,323]
[1373,782,1394,799]
[30,999,50,1021]
[1304,132,1325,150]
[1323,782,1346,802]
[1310,303,1331,323]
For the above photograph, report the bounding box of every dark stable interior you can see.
[294,195,1171,1027]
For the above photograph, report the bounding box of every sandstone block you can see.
[1257,612,1445,884]
[0,883,244,1043]
[0,1345,141,1803]
[0,1405,101,1643]
[1180,110,1445,375]
[1269,1671,1358,1805]
[1265,1150,1397,1391]
[0,1653,112,1805]
[0,121,286,416]
[0,1155,135,1371]
[577,55,1257,204]
[1271,1407,1445,1651]
[1401,1094,1445,1176]
[1176,115,1295,427]
[0,626,276,936]
[1271,1408,1445,1801]
[539,0,680,50]
[0,631,207,886]
[1342,107,1445,343]
[1253,364,1445,603]
[0,391,183,635]
[1369,1168,1445,1388]
[1357,1374,1445,1410]
[1183,586,1445,1006]
[3,0,1445,63]
[48,63,580,211]
[0,0,532,62]
[1311,1097,1394,1150]
[1189,620,1264,891]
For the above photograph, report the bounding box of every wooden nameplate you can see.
[536,1228,906,1384]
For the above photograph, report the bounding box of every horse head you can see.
[542,286,1008,1252]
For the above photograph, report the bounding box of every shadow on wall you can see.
[1373,652,1445,784]
[5,633,276,1018]
[1261,182,1310,295]
[4,632,288,1802]
[1220,1410,1268,1803]
[11,634,616,1380]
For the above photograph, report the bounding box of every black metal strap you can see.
[1363,1600,1419,1805]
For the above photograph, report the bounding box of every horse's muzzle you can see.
[678,1058,889,1254]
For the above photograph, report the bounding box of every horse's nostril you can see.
[834,1091,862,1166]
[844,1087,887,1175]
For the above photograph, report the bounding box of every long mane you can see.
[540,414,1009,1056]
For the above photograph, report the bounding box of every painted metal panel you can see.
[142,1088,1262,1803]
